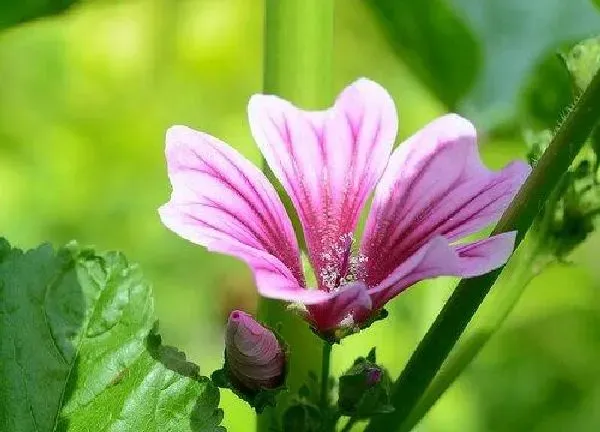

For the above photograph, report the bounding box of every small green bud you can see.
[337,348,394,418]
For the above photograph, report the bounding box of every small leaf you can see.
[563,36,600,92]
[366,347,377,364]
[211,367,283,414]
[0,240,225,431]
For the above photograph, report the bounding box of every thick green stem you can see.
[263,0,334,106]
[320,342,333,409]
[399,230,551,431]
[257,1,334,430]
[366,67,600,432]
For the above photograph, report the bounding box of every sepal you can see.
[337,348,394,418]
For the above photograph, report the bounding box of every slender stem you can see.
[399,229,551,432]
[366,67,600,432]
[320,341,333,409]
[257,1,334,431]
[400,191,562,429]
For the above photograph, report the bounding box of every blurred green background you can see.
[1,0,600,430]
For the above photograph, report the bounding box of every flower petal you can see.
[306,282,372,332]
[361,114,530,287]
[248,78,398,290]
[367,232,516,311]
[159,125,310,302]
[454,231,516,277]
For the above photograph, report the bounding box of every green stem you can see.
[263,0,334,106]
[257,1,334,431]
[320,341,333,409]
[399,229,551,432]
[400,188,563,429]
[366,66,600,432]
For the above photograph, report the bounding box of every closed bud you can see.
[366,367,383,386]
[338,348,393,418]
[212,310,287,412]
[225,310,285,391]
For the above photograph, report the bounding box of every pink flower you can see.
[225,310,285,392]
[159,78,531,336]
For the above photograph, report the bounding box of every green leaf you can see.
[0,240,225,432]
[364,0,480,109]
[450,0,600,125]
[366,0,600,126]
[0,0,80,32]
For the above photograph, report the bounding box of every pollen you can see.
[320,233,368,291]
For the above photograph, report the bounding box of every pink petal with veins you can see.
[159,125,308,302]
[362,114,530,288]
[249,78,397,290]
[366,232,516,311]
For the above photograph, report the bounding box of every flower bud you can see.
[366,367,383,386]
[338,348,393,418]
[225,310,285,393]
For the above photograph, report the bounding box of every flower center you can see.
[319,233,368,291]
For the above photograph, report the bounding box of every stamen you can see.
[348,255,368,283]
[335,313,361,339]
[319,233,368,291]
[338,313,355,329]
